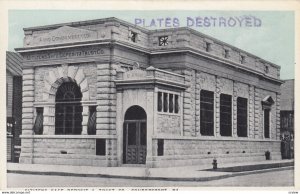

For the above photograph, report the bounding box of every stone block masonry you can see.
[96,63,117,136]
[29,138,109,166]
[19,68,35,164]
[151,138,281,167]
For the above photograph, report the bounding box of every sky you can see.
[8,10,295,79]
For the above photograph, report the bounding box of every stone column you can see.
[183,69,192,136]
[254,87,260,138]
[20,68,35,164]
[248,86,255,138]
[43,105,55,135]
[215,76,221,137]
[96,63,116,135]
[232,81,238,137]
[276,93,281,140]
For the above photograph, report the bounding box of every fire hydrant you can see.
[212,158,218,169]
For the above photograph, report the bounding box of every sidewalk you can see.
[7,159,294,182]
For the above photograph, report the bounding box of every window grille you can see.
[158,36,168,46]
[220,94,232,136]
[157,91,180,114]
[200,90,214,136]
[55,82,83,135]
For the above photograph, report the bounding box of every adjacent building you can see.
[6,51,23,162]
[15,17,283,167]
[280,79,294,159]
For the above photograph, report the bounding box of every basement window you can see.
[157,139,164,156]
[96,139,106,156]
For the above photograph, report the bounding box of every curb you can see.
[7,165,294,182]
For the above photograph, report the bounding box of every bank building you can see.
[15,17,283,167]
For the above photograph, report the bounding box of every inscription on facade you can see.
[27,26,98,47]
[24,48,105,61]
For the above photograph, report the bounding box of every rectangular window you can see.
[157,92,162,112]
[33,107,43,135]
[130,31,137,43]
[163,93,168,112]
[241,56,246,64]
[157,139,164,156]
[225,49,230,58]
[200,90,214,136]
[169,94,174,113]
[96,139,106,156]
[206,42,212,52]
[158,92,180,114]
[237,97,248,137]
[220,94,232,136]
[88,106,96,135]
[264,109,270,138]
[175,94,179,113]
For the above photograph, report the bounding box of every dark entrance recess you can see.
[123,105,147,164]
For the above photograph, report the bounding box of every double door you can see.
[123,120,147,164]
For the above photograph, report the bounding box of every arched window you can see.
[55,82,83,135]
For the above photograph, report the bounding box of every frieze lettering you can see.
[24,49,105,61]
[26,26,98,47]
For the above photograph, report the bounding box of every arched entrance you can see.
[55,82,83,135]
[123,105,147,164]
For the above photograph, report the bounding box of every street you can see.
[7,169,294,187]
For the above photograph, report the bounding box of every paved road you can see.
[7,169,294,187]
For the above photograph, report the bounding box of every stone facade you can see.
[16,17,283,168]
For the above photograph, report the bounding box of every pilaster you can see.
[232,81,238,137]
[183,69,192,136]
[96,63,117,135]
[215,76,221,137]
[249,85,255,138]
